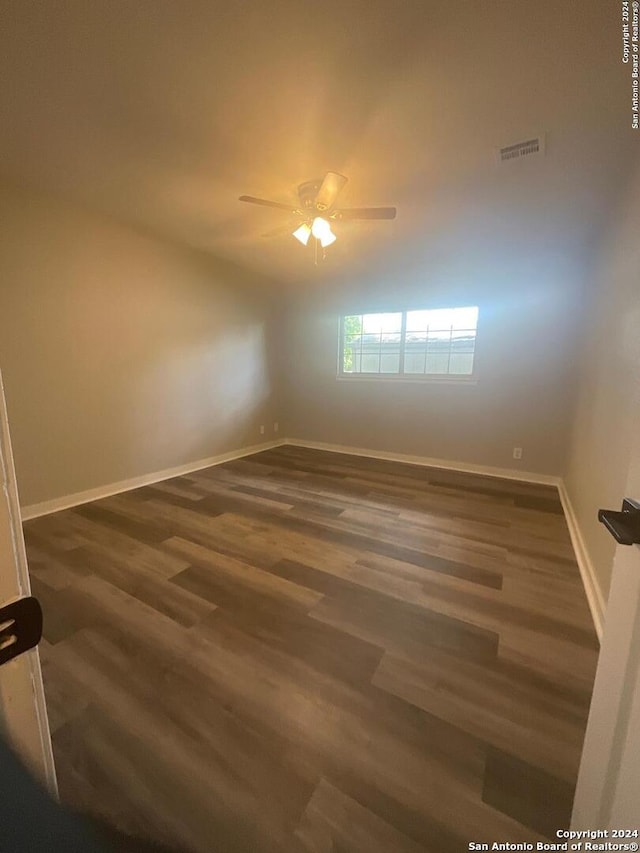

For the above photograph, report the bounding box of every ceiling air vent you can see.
[497,134,545,164]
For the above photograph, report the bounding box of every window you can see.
[340,306,479,379]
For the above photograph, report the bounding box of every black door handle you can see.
[0,596,43,666]
[598,498,640,546]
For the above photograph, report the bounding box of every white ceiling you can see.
[0,0,637,286]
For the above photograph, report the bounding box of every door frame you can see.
[571,399,640,825]
[0,370,57,793]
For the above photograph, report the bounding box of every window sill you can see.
[336,375,478,385]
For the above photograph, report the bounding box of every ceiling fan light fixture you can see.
[292,223,311,245]
[311,216,331,239]
[320,230,337,248]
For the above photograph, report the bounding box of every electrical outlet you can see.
[513,447,523,460]
[259,425,265,435]
[273,422,279,433]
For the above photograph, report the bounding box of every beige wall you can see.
[284,249,584,476]
[0,183,282,508]
[564,164,640,602]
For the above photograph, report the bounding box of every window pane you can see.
[380,350,401,373]
[451,332,475,354]
[362,313,402,335]
[343,336,362,372]
[343,316,363,340]
[426,338,451,354]
[449,353,474,374]
[406,310,430,333]
[361,353,380,372]
[342,315,363,373]
[426,329,452,343]
[404,350,427,373]
[425,353,450,373]
[426,309,453,331]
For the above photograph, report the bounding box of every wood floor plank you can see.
[23,513,84,552]
[293,779,425,853]
[354,552,596,654]
[30,574,88,644]
[165,536,323,613]
[372,650,587,783]
[38,640,90,733]
[203,604,385,687]
[236,514,505,596]
[23,445,599,852]
[309,585,500,664]
[56,510,189,578]
[73,501,171,545]
[27,544,91,591]
[482,747,575,838]
[513,494,564,514]
[61,545,217,627]
[498,627,599,697]
[115,497,284,570]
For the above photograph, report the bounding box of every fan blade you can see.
[261,223,298,239]
[239,195,298,212]
[333,207,396,220]
[315,172,348,211]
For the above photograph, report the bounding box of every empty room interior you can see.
[0,1,639,851]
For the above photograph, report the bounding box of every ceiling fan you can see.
[239,171,396,255]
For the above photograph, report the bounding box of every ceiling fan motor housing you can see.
[298,180,325,211]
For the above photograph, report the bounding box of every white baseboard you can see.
[557,480,606,641]
[20,439,287,521]
[283,437,561,486]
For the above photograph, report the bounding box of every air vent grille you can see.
[498,136,545,163]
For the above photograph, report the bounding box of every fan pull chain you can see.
[312,237,328,265]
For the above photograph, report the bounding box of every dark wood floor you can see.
[23,445,599,852]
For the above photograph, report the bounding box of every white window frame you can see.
[337,307,479,383]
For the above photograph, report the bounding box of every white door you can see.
[0,370,57,792]
[572,382,640,825]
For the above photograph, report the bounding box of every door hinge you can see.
[0,597,43,667]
